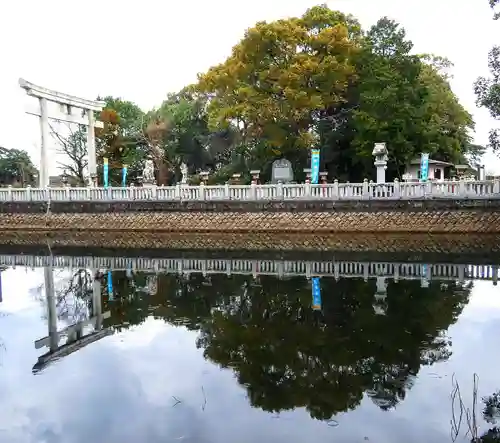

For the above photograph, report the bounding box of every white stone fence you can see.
[0,179,499,202]
[1,254,498,283]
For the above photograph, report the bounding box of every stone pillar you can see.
[372,142,388,184]
[39,98,49,188]
[87,110,97,187]
[44,266,58,352]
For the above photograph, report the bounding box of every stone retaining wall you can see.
[0,199,499,233]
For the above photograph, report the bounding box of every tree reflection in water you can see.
[477,391,500,442]
[94,271,471,421]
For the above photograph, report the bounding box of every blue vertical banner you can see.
[107,270,114,301]
[311,277,322,310]
[103,157,109,188]
[420,153,429,182]
[122,164,128,187]
[310,149,320,184]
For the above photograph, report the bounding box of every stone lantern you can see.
[199,171,209,185]
[250,170,261,185]
[61,170,69,187]
[372,142,388,184]
[231,173,242,185]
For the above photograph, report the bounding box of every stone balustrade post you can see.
[393,264,400,282]
[251,181,257,200]
[319,171,328,197]
[303,168,312,184]
[199,182,205,200]
[333,179,339,199]
[150,184,157,199]
[26,185,31,201]
[494,179,500,194]
[393,178,400,199]
[224,183,230,200]
[304,181,311,197]
[7,185,12,201]
[362,179,369,199]
[459,179,466,197]
[175,183,181,200]
[277,181,284,199]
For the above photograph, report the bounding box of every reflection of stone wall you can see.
[0,231,499,260]
[0,199,499,233]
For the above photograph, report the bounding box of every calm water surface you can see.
[0,262,499,442]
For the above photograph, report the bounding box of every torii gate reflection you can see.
[33,266,112,373]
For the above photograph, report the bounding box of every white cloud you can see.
[0,0,498,174]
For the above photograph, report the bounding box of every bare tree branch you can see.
[49,122,88,185]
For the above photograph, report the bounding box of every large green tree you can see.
[475,50,500,154]
[473,0,500,155]
[319,18,474,181]
[0,147,38,186]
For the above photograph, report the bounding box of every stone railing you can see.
[0,180,498,202]
[1,254,499,283]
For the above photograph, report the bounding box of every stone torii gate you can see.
[33,266,111,373]
[19,78,106,187]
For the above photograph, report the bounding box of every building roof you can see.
[409,158,454,167]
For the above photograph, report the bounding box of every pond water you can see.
[0,258,499,442]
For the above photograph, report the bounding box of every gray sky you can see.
[0,0,498,174]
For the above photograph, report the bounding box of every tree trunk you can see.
[150,144,169,185]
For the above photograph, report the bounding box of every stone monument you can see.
[271,158,293,183]
[372,143,388,183]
